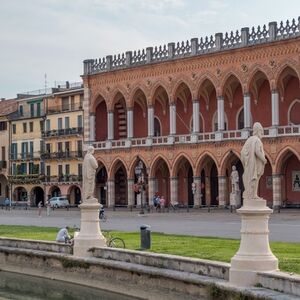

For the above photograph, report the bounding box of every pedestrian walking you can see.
[38,201,43,217]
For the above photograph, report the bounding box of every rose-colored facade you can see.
[83,18,300,209]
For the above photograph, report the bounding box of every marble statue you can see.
[231,165,239,193]
[83,146,98,201]
[241,122,267,200]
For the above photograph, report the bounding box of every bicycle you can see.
[104,231,126,248]
[99,208,107,222]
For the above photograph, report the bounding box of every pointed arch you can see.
[246,67,271,96]
[92,93,107,113]
[275,63,300,90]
[128,156,148,178]
[171,153,194,177]
[219,150,241,176]
[221,73,243,105]
[275,146,300,174]
[171,79,193,102]
[149,154,171,177]
[108,157,128,179]
[197,76,217,107]
[129,86,148,108]
[288,99,300,125]
[195,152,218,176]
[150,82,170,106]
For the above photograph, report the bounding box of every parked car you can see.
[49,197,70,208]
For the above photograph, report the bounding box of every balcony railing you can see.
[43,175,82,183]
[42,127,83,138]
[91,125,300,151]
[9,174,42,184]
[0,160,7,170]
[47,102,83,114]
[10,152,41,161]
[41,151,83,160]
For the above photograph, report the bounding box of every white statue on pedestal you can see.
[83,146,98,201]
[230,165,239,193]
[229,122,278,287]
[241,122,267,201]
[74,145,106,257]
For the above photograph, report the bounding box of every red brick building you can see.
[83,18,300,210]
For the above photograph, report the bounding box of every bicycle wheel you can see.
[100,214,107,222]
[108,237,125,248]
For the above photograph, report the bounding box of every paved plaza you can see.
[0,207,300,243]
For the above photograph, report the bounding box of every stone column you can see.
[169,103,176,135]
[193,176,201,208]
[272,174,282,210]
[148,177,155,207]
[89,113,95,142]
[205,176,211,206]
[271,90,279,127]
[218,176,227,207]
[147,106,154,137]
[107,179,115,208]
[127,108,133,139]
[170,177,178,205]
[217,96,225,131]
[192,100,200,133]
[127,178,135,209]
[107,111,114,140]
[83,86,91,143]
[243,93,251,128]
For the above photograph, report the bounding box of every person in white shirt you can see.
[56,226,73,244]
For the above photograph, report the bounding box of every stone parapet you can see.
[84,17,300,75]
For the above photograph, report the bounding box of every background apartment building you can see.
[0,99,18,204]
[42,83,84,205]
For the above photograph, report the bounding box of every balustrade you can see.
[92,125,300,151]
[84,17,300,75]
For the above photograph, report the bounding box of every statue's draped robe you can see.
[241,136,265,200]
[83,153,98,200]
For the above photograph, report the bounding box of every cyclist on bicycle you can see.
[99,204,105,220]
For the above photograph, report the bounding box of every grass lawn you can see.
[0,225,299,275]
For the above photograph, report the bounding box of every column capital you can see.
[89,112,95,116]
[271,89,279,94]
[108,110,114,114]
[192,99,200,103]
[243,92,250,98]
[193,176,201,180]
[170,176,178,181]
[217,96,224,101]
[127,107,133,112]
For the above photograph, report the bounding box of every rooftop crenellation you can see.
[84,17,300,75]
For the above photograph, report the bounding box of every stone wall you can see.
[0,239,299,299]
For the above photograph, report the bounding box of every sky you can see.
[0,0,299,99]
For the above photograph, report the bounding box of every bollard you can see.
[140,224,151,249]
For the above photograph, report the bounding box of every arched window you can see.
[154,117,161,136]
[288,100,300,125]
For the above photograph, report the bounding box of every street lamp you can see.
[135,159,145,215]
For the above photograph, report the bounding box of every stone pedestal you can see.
[73,198,106,257]
[229,198,278,287]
